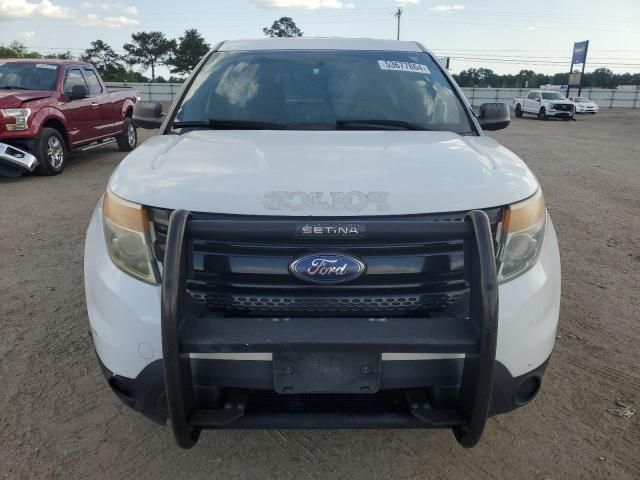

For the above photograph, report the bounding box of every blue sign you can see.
[572,41,589,64]
[289,253,366,284]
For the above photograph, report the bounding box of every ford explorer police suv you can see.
[84,38,561,449]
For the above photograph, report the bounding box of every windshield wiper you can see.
[335,119,431,131]
[0,86,32,90]
[172,119,287,130]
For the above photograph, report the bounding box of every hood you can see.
[108,130,539,216]
[0,90,52,108]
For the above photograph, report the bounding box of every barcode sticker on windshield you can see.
[378,60,430,74]
[36,64,58,70]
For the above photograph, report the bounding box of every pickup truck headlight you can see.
[103,190,160,285]
[0,108,31,131]
[498,190,546,283]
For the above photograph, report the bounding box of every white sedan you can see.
[569,97,599,114]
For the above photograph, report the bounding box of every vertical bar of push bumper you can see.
[454,210,499,448]
[161,209,201,448]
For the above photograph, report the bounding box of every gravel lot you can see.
[1,110,639,479]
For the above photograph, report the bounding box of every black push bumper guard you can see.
[161,210,498,449]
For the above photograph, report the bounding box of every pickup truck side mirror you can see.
[133,101,165,129]
[68,84,89,100]
[477,103,510,131]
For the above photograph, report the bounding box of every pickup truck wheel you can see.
[515,105,523,118]
[117,118,137,152]
[34,128,66,176]
[538,108,547,121]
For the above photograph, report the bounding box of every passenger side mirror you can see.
[477,103,510,131]
[133,101,164,129]
[68,84,89,100]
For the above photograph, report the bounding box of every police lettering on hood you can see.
[263,191,390,212]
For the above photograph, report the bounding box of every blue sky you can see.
[1,0,639,77]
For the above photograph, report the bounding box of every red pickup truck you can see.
[0,59,139,176]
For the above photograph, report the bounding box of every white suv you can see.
[84,38,561,449]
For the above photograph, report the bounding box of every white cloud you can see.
[80,12,140,28]
[255,0,350,9]
[0,0,74,19]
[80,3,138,15]
[429,4,464,13]
[0,0,139,28]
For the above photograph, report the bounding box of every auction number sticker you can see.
[36,64,58,70]
[378,60,430,74]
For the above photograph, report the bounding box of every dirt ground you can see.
[1,110,638,479]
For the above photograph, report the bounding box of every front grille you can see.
[149,209,503,317]
[554,104,573,111]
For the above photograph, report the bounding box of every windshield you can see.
[0,62,59,91]
[541,92,566,100]
[174,50,474,134]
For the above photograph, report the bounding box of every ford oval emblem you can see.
[289,253,366,284]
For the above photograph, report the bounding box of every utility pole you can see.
[395,7,403,40]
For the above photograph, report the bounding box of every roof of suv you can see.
[219,38,424,52]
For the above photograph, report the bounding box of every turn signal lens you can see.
[103,190,159,284]
[498,190,546,283]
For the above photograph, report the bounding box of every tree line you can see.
[452,67,640,89]
[0,17,302,83]
[2,16,638,88]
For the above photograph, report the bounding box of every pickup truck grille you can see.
[148,208,503,317]
[554,104,573,111]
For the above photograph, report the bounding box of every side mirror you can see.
[68,84,89,100]
[536,98,541,102]
[133,101,164,129]
[477,103,510,131]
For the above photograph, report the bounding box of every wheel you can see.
[34,128,67,176]
[538,108,547,121]
[515,104,523,118]
[117,117,137,152]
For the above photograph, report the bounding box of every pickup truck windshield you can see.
[541,92,566,100]
[0,62,58,91]
[174,50,474,134]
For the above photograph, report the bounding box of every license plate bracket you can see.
[273,352,381,394]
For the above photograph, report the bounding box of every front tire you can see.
[515,104,523,118]
[34,128,67,176]
[538,108,547,121]
[117,117,137,152]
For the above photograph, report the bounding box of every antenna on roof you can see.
[394,7,403,40]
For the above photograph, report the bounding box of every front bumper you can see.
[547,108,574,118]
[85,204,561,448]
[0,142,38,174]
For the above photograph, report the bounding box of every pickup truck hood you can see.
[0,90,52,108]
[109,130,539,216]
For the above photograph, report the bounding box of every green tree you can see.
[81,40,123,80]
[123,31,176,81]
[44,51,74,60]
[169,28,210,77]
[263,17,303,38]
[591,68,616,88]
[0,41,40,58]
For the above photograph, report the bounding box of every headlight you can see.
[103,189,159,284]
[0,108,32,131]
[497,189,546,283]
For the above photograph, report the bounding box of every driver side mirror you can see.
[68,84,89,101]
[477,103,510,131]
[133,101,164,129]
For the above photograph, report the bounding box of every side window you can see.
[83,69,103,95]
[527,92,536,100]
[64,68,88,95]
